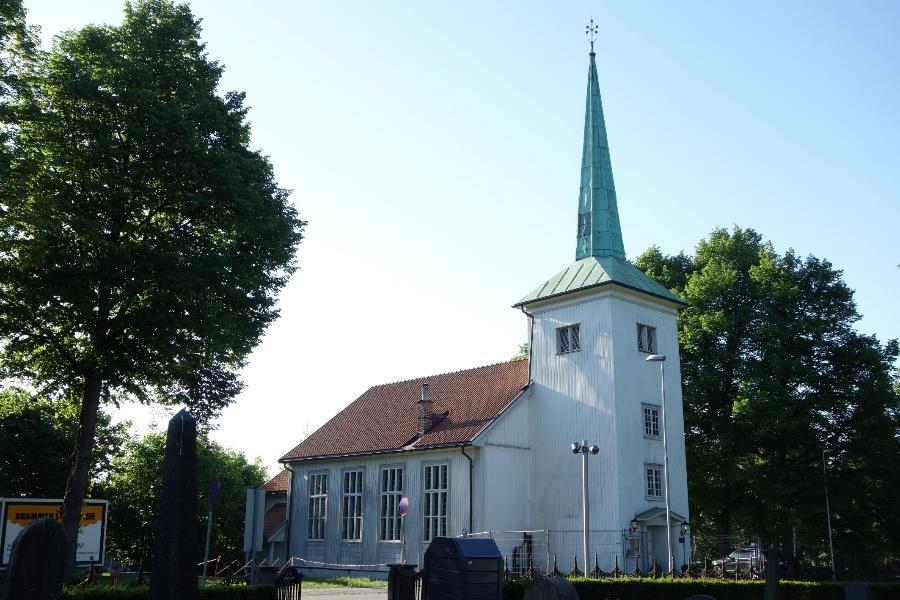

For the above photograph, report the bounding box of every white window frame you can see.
[380,466,404,542]
[307,472,327,541]
[422,463,449,542]
[557,323,581,354]
[645,463,664,500]
[642,404,660,439]
[341,469,364,542]
[637,323,656,354]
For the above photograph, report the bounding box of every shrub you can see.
[504,577,861,600]
[58,585,275,600]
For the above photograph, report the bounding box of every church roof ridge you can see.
[367,358,528,390]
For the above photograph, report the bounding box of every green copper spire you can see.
[575,50,625,261]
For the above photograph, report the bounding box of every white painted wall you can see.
[525,285,689,571]
[286,447,472,570]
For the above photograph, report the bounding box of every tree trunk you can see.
[717,507,731,557]
[779,522,795,579]
[61,370,103,567]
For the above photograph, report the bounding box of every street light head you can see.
[680,521,689,534]
[645,354,667,362]
[589,445,599,455]
[571,442,582,454]
[629,518,639,532]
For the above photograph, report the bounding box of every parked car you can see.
[711,548,763,577]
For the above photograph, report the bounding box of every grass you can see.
[301,576,388,589]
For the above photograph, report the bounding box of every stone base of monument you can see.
[3,516,70,600]
[523,576,578,600]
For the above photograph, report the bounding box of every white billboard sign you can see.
[0,498,109,567]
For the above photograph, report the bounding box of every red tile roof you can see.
[263,503,286,539]
[280,360,529,462]
[262,469,289,493]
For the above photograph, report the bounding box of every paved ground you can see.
[302,589,387,600]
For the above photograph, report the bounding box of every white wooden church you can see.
[251,48,690,576]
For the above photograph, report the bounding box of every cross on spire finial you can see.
[585,17,598,54]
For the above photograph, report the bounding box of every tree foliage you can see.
[0,0,303,555]
[98,432,267,568]
[636,227,900,578]
[0,387,128,497]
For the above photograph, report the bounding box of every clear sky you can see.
[22,1,900,474]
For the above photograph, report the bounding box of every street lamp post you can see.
[645,354,674,576]
[571,440,599,574]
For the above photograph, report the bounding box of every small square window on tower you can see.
[557,324,581,354]
[637,323,656,353]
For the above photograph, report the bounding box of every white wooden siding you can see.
[287,447,471,569]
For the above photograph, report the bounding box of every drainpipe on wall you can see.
[283,462,294,567]
[461,445,474,535]
[519,307,535,381]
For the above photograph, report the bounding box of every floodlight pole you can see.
[823,449,836,581]
[571,440,599,574]
[647,354,674,576]
[582,440,590,573]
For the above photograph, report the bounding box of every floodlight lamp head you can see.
[589,445,599,455]
[571,442,582,453]
[645,354,667,362]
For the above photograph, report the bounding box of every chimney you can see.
[418,383,432,436]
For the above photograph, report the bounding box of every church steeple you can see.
[575,49,626,261]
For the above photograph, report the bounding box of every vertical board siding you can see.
[286,448,470,569]
[609,295,690,528]
[526,289,690,565]
[529,295,621,533]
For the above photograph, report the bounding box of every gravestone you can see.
[149,409,198,600]
[2,517,69,600]
[523,576,578,600]
[764,544,779,600]
[844,581,871,600]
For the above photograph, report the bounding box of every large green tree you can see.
[98,433,267,569]
[0,0,303,559]
[0,387,128,497]
[636,227,900,578]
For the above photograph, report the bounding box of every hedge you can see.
[58,585,274,600]
[503,578,900,600]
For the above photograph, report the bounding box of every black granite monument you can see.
[149,409,198,600]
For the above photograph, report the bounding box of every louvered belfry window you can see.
[341,470,364,541]
[307,473,327,540]
[423,464,448,541]
[380,467,404,541]
[557,324,581,354]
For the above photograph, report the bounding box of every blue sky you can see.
[23,1,900,471]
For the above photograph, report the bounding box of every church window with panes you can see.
[645,464,663,499]
[637,323,656,353]
[341,470,363,541]
[423,464,448,541]
[557,324,581,354]
[307,473,327,540]
[642,404,660,438]
[380,467,403,541]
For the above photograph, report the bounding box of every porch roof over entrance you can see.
[634,507,686,525]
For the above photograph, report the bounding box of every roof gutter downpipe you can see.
[519,306,535,381]
[460,445,474,535]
